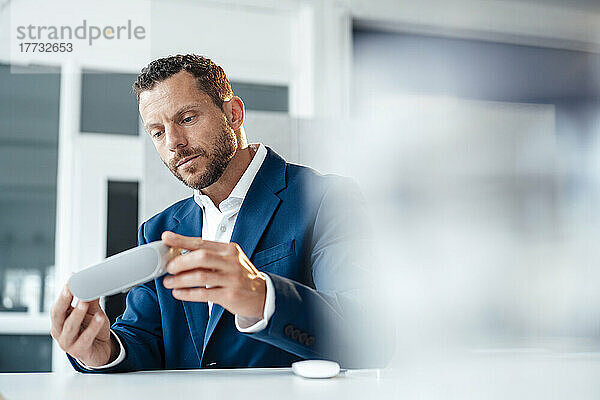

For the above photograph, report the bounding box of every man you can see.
[51,55,384,372]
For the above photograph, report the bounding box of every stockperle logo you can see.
[16,19,146,46]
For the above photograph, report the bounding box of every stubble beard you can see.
[164,116,238,190]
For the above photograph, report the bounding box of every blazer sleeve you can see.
[245,178,393,368]
[68,222,165,373]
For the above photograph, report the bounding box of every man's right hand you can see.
[50,284,117,367]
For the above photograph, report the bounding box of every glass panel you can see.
[80,71,140,135]
[230,81,288,112]
[104,180,139,324]
[0,64,60,314]
[78,72,289,137]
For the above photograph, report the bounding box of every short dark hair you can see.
[133,54,234,109]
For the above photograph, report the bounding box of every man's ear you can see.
[223,96,245,130]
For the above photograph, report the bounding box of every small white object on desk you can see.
[291,360,340,378]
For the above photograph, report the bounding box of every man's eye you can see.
[182,116,194,123]
[152,131,163,138]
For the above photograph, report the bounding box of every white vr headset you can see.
[69,241,183,301]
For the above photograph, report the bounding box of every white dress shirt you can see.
[193,143,275,331]
[80,143,275,370]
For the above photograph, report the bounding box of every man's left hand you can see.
[161,231,266,319]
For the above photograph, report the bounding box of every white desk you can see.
[2,351,600,399]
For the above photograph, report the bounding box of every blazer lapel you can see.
[202,148,287,354]
[170,201,209,365]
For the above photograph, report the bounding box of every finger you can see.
[58,301,89,349]
[51,284,74,336]
[85,298,102,314]
[69,312,106,358]
[163,268,225,289]
[172,287,225,303]
[80,313,94,328]
[166,248,231,274]
[161,231,228,252]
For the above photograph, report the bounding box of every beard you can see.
[163,115,237,190]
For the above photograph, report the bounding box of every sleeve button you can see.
[298,332,308,344]
[284,324,294,337]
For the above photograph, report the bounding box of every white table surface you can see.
[2,351,600,399]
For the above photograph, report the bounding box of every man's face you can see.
[139,71,237,190]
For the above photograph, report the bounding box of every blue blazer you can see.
[70,148,380,372]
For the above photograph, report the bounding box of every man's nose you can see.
[165,125,188,151]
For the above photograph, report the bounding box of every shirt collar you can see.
[193,143,267,211]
